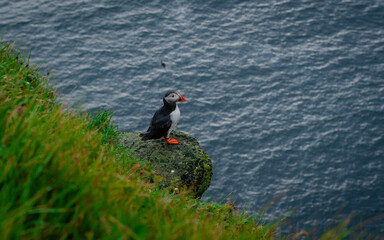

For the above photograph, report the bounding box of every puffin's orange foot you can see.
[165,138,179,144]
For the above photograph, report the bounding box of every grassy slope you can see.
[0,42,282,239]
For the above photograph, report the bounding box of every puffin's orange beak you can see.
[177,94,186,102]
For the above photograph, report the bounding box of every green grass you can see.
[1,41,374,240]
[0,42,283,239]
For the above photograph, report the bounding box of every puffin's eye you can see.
[171,94,174,97]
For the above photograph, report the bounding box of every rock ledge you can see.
[118,130,212,198]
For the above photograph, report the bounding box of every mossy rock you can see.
[117,130,213,198]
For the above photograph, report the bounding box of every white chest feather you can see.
[168,105,180,136]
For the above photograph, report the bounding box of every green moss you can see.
[192,149,213,197]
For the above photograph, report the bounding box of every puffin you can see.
[140,90,186,144]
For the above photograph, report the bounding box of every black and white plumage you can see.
[140,90,186,144]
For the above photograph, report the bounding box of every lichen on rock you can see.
[117,130,213,198]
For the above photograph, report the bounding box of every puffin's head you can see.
[164,90,186,104]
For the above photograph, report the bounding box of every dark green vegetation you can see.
[0,42,373,239]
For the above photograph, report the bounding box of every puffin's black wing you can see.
[150,110,172,130]
[141,107,172,140]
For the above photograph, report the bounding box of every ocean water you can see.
[2,0,384,236]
